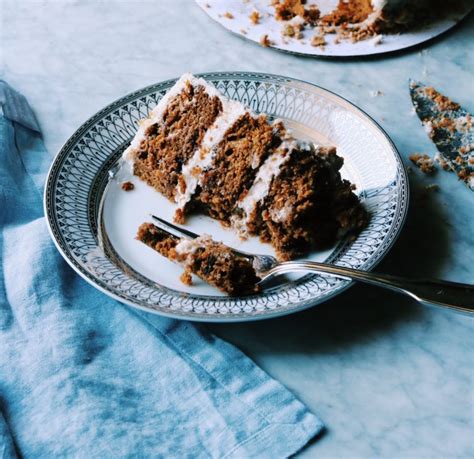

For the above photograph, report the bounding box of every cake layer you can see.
[247,144,368,260]
[174,98,248,222]
[123,74,223,200]
[137,223,259,295]
[231,139,294,236]
[194,113,283,224]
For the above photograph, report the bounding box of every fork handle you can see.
[273,261,474,314]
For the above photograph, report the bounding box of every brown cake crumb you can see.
[223,11,234,19]
[409,153,436,174]
[281,23,303,38]
[260,34,272,47]
[457,167,474,182]
[180,271,193,286]
[274,0,305,21]
[249,10,261,24]
[425,87,460,111]
[311,34,326,48]
[121,181,135,191]
[303,5,320,25]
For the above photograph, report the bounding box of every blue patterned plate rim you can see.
[44,71,409,322]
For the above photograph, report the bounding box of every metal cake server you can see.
[151,215,474,315]
[410,80,474,190]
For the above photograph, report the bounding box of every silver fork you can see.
[151,215,474,314]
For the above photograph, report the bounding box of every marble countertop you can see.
[2,1,473,457]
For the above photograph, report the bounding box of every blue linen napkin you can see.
[0,81,323,458]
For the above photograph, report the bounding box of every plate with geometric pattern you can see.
[44,72,409,322]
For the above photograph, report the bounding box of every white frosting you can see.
[175,238,201,256]
[174,235,214,266]
[122,73,223,165]
[371,0,388,12]
[175,99,248,209]
[270,204,292,223]
[231,141,295,235]
[231,142,333,235]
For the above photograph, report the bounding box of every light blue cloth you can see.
[0,81,323,458]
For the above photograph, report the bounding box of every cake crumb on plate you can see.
[260,34,272,47]
[311,34,326,48]
[249,10,261,24]
[121,181,135,191]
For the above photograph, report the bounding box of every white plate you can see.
[44,72,409,322]
[196,0,472,57]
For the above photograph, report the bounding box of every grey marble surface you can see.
[2,1,473,457]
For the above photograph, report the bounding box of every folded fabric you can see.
[0,81,323,458]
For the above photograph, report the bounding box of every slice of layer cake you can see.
[137,223,259,295]
[124,73,368,261]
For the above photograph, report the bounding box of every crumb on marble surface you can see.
[434,152,451,171]
[424,183,439,192]
[370,90,384,97]
[409,153,436,174]
[222,11,234,19]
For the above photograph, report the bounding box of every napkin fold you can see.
[0,81,323,458]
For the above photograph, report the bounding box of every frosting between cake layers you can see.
[231,141,333,234]
[231,140,297,235]
[175,99,248,210]
[122,73,223,165]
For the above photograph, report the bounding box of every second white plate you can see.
[196,0,472,58]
